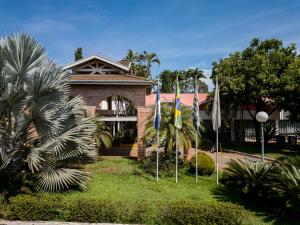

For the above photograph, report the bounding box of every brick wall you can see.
[71,84,147,107]
[136,106,153,160]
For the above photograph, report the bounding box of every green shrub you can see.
[190,152,215,176]
[68,199,124,223]
[161,201,249,225]
[141,151,184,177]
[268,164,300,215]
[7,195,67,221]
[7,195,160,224]
[0,193,6,218]
[221,159,273,198]
[221,159,300,216]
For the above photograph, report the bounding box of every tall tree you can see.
[159,68,208,93]
[75,47,83,61]
[212,38,298,143]
[144,102,195,156]
[0,34,96,194]
[280,56,300,120]
[124,49,138,75]
[139,51,160,78]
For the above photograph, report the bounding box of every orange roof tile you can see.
[145,93,209,106]
[70,74,152,85]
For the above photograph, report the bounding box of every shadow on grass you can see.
[212,185,300,225]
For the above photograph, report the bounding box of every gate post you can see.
[136,106,153,160]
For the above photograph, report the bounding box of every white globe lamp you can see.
[256,111,268,123]
[256,111,269,161]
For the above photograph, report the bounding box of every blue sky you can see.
[0,0,300,90]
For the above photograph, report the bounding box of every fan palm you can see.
[139,51,160,78]
[144,102,195,157]
[0,34,96,193]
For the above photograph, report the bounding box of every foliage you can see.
[221,158,300,215]
[161,201,249,225]
[74,47,83,61]
[0,193,6,218]
[280,57,300,120]
[212,38,299,142]
[264,121,276,143]
[68,199,158,224]
[124,49,160,78]
[159,68,208,93]
[221,159,273,197]
[6,194,253,225]
[7,195,66,221]
[93,118,112,151]
[139,50,160,78]
[144,102,195,155]
[189,153,215,176]
[268,164,300,214]
[0,34,96,193]
[140,151,184,177]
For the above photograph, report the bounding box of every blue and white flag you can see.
[154,78,161,130]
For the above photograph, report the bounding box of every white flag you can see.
[212,77,221,131]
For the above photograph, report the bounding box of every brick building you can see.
[63,55,153,159]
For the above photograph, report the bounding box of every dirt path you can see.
[196,149,265,169]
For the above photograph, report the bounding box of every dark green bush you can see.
[221,159,273,198]
[6,195,160,224]
[161,201,249,225]
[190,152,215,176]
[0,193,6,218]
[68,199,124,223]
[7,194,66,221]
[141,151,184,177]
[6,194,256,224]
[221,158,300,216]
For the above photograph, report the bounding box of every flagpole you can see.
[175,75,178,184]
[156,129,159,182]
[195,126,198,183]
[216,128,219,184]
[175,128,178,183]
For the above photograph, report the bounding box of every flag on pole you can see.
[212,76,221,184]
[212,77,221,131]
[174,77,182,129]
[193,79,201,129]
[154,77,161,182]
[174,76,181,183]
[193,77,201,183]
[154,79,161,130]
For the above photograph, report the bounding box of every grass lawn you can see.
[223,142,300,159]
[40,156,297,225]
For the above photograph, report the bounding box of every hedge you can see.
[6,194,250,224]
[162,201,249,225]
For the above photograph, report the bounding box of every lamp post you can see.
[256,111,269,161]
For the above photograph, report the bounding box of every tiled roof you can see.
[145,93,209,106]
[117,60,131,67]
[70,74,152,84]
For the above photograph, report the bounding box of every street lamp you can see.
[256,111,269,161]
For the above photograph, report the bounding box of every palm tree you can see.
[124,49,138,75]
[144,102,196,157]
[0,34,97,193]
[139,51,160,78]
[93,118,112,151]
